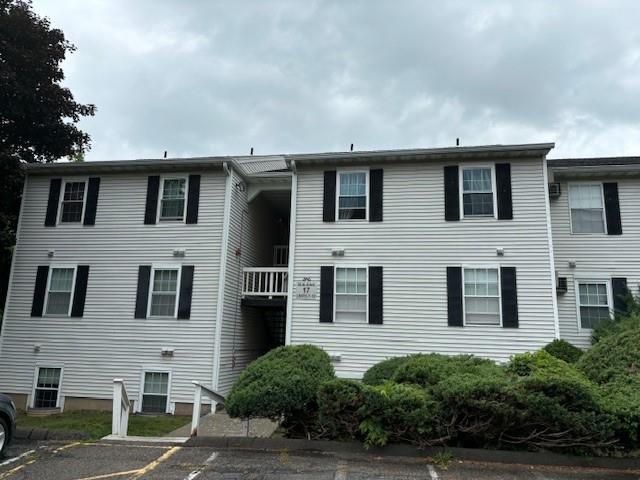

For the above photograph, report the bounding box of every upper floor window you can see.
[463,268,500,325]
[149,268,179,317]
[461,167,494,217]
[577,281,611,329]
[45,267,75,315]
[159,178,186,222]
[569,184,605,234]
[60,181,86,223]
[335,267,367,322]
[338,172,367,220]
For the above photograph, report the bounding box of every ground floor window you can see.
[463,268,501,325]
[335,267,367,322]
[141,371,169,413]
[34,367,61,408]
[577,281,611,329]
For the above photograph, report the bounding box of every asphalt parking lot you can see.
[1,439,639,479]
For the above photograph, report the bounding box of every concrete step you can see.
[166,412,278,438]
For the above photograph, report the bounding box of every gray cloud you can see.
[36,0,640,160]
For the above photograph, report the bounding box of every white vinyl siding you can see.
[337,171,367,220]
[551,176,640,348]
[0,172,225,407]
[569,184,605,234]
[576,281,611,330]
[148,268,180,318]
[45,267,76,316]
[463,268,500,325]
[59,180,86,223]
[461,167,494,217]
[159,177,187,222]
[33,367,61,409]
[335,267,367,322]
[289,158,557,377]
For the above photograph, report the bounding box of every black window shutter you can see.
[368,266,383,324]
[186,175,200,224]
[496,163,513,220]
[71,265,90,317]
[320,266,334,322]
[323,171,336,222]
[447,266,463,326]
[612,277,629,314]
[31,266,49,317]
[144,176,160,225]
[501,267,519,328]
[45,178,62,226]
[178,266,194,319]
[444,166,459,221]
[135,265,152,319]
[370,169,383,222]
[83,177,101,226]
[603,183,622,235]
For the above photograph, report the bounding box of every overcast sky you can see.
[35,0,640,161]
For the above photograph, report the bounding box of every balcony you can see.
[242,267,288,300]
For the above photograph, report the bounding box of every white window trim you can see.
[333,264,369,323]
[567,182,607,235]
[138,368,173,414]
[574,277,613,332]
[462,264,503,327]
[31,364,64,410]
[147,264,182,319]
[57,179,88,225]
[43,264,77,317]
[459,164,498,220]
[335,169,369,222]
[157,175,189,223]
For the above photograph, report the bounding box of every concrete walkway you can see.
[167,411,278,438]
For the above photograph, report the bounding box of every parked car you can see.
[0,394,16,458]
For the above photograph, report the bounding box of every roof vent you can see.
[549,182,561,199]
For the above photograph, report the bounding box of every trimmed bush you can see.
[358,382,440,448]
[601,377,640,448]
[316,379,365,439]
[362,355,415,386]
[393,353,502,388]
[506,350,574,378]
[592,303,640,343]
[226,345,334,428]
[543,339,583,363]
[577,327,640,385]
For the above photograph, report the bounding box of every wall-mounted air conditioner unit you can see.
[556,277,568,294]
[548,182,561,199]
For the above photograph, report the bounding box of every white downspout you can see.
[212,163,233,398]
[284,161,298,345]
[543,156,561,339]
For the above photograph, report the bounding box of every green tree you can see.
[0,0,95,320]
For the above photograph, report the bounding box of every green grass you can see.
[17,410,190,440]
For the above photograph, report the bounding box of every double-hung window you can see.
[462,167,494,217]
[569,184,605,234]
[577,281,611,329]
[159,178,187,222]
[34,367,62,409]
[45,267,75,315]
[141,371,169,413]
[335,267,367,322]
[60,181,86,223]
[149,268,179,317]
[338,172,367,220]
[463,268,500,325]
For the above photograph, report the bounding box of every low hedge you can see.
[577,327,640,385]
[362,355,415,386]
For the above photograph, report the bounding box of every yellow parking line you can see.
[0,459,36,479]
[53,441,87,453]
[129,446,182,479]
[74,469,141,480]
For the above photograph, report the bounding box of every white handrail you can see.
[112,378,130,437]
[191,381,226,437]
[242,267,288,298]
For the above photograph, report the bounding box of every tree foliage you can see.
[0,0,95,315]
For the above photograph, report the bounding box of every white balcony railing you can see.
[242,268,288,297]
[273,245,289,266]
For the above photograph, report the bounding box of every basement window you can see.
[33,367,62,409]
[141,371,169,413]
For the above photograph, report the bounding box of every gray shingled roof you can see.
[549,157,640,168]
